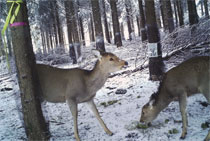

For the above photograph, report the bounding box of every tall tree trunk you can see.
[125,0,133,41]
[77,0,86,46]
[90,14,95,42]
[155,5,162,29]
[204,0,209,18]
[120,23,125,40]
[165,0,175,32]
[55,1,64,46]
[200,0,204,16]
[65,1,78,64]
[8,1,49,140]
[176,0,184,26]
[160,0,168,31]
[91,0,106,52]
[173,0,178,27]
[187,0,199,25]
[136,16,141,36]
[101,0,111,44]
[110,0,122,47]
[138,0,147,41]
[145,0,164,81]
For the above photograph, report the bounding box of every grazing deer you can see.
[36,50,128,141]
[140,56,210,139]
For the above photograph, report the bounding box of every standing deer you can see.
[37,51,128,141]
[140,56,210,140]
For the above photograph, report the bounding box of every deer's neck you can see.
[87,61,109,94]
[154,86,172,113]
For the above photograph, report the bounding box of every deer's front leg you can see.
[205,130,210,141]
[86,99,113,136]
[67,98,80,141]
[179,93,188,139]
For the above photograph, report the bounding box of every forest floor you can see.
[0,19,210,141]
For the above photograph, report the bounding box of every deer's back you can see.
[164,56,210,98]
[36,64,88,103]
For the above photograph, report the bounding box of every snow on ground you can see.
[0,39,209,141]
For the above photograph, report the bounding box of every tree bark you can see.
[55,1,64,46]
[110,0,122,47]
[173,0,178,27]
[176,0,184,26]
[165,0,175,32]
[101,0,111,44]
[65,1,78,64]
[125,0,133,41]
[204,0,209,18]
[187,0,199,25]
[91,0,106,52]
[145,0,164,81]
[138,0,147,41]
[136,16,141,36]
[90,14,95,42]
[8,1,49,140]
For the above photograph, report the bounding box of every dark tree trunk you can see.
[8,1,49,140]
[55,1,64,46]
[91,0,106,52]
[165,0,175,32]
[110,0,122,47]
[176,0,184,26]
[102,0,111,44]
[204,0,209,18]
[90,14,95,42]
[155,5,162,29]
[125,0,133,41]
[77,0,86,46]
[187,0,199,25]
[138,0,147,41]
[173,0,178,27]
[200,0,204,16]
[160,0,168,31]
[136,16,141,36]
[64,1,78,64]
[145,0,164,81]
[120,23,125,40]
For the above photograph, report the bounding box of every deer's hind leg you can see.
[179,92,188,139]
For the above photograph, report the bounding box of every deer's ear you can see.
[92,49,102,60]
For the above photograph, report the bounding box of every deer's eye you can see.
[109,58,114,61]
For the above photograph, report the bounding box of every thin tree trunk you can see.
[91,0,106,52]
[165,0,175,32]
[200,0,204,16]
[187,0,199,25]
[77,0,86,46]
[65,1,77,64]
[125,0,132,41]
[110,0,122,47]
[204,0,209,18]
[90,14,95,42]
[120,23,125,40]
[176,0,184,26]
[173,0,178,27]
[136,16,141,36]
[145,0,164,81]
[160,0,168,31]
[55,1,64,46]
[102,0,111,44]
[138,0,147,41]
[8,1,49,140]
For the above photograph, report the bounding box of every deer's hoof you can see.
[180,132,187,139]
[106,130,113,136]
